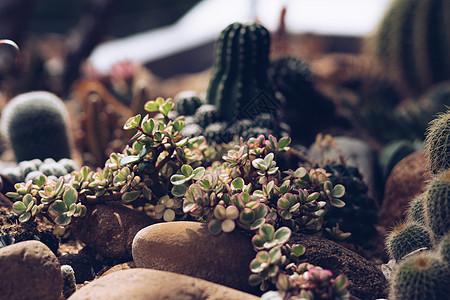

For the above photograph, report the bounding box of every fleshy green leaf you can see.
[170,174,187,186]
[208,219,222,235]
[259,224,275,241]
[122,190,141,202]
[19,212,31,222]
[51,200,67,214]
[331,184,345,198]
[273,227,291,245]
[181,165,193,177]
[291,244,305,257]
[119,155,140,167]
[63,187,78,206]
[231,177,244,190]
[144,101,159,112]
[123,114,141,130]
[12,201,27,214]
[330,198,346,208]
[55,214,71,226]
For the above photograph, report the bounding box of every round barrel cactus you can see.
[0,91,72,162]
[390,251,450,300]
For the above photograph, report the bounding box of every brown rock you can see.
[132,221,258,294]
[99,261,135,277]
[0,240,63,300]
[69,268,259,300]
[71,203,155,261]
[379,151,431,230]
[290,233,389,300]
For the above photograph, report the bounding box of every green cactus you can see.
[369,0,450,95]
[438,233,450,263]
[193,104,220,128]
[174,90,203,116]
[206,22,274,122]
[390,251,450,300]
[386,221,434,261]
[424,169,450,241]
[406,193,427,226]
[0,91,72,162]
[425,109,450,174]
[61,264,77,299]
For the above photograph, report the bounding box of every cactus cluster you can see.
[386,109,450,299]
[2,158,79,184]
[0,91,72,162]
[368,0,450,95]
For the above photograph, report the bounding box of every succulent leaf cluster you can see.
[7,97,349,297]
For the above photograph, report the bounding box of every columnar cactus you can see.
[438,233,450,263]
[368,0,450,95]
[206,22,273,122]
[425,110,450,174]
[385,221,433,261]
[424,169,450,241]
[0,91,72,162]
[390,251,450,300]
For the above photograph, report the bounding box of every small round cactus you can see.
[203,122,227,144]
[386,221,434,261]
[61,264,77,299]
[424,169,450,241]
[174,90,203,116]
[193,104,220,128]
[0,91,72,162]
[390,251,450,300]
[425,109,450,174]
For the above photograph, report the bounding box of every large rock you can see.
[290,233,389,300]
[378,151,431,230]
[68,268,259,300]
[132,221,257,294]
[0,240,63,300]
[71,203,155,261]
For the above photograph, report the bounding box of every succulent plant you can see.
[0,91,72,162]
[368,0,450,95]
[6,96,349,297]
[174,90,203,116]
[386,221,434,261]
[206,22,274,123]
[321,161,377,246]
[390,251,450,300]
[425,110,450,174]
[61,264,77,299]
[424,169,450,241]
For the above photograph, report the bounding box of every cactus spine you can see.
[61,265,77,299]
[206,22,273,122]
[390,251,450,300]
[369,0,450,95]
[386,221,433,261]
[438,233,450,263]
[0,91,72,162]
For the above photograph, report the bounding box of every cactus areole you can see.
[206,22,274,122]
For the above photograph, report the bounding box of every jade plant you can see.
[7,97,349,298]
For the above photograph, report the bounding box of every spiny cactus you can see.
[61,265,77,299]
[385,221,434,261]
[390,251,450,300]
[206,22,274,123]
[193,104,220,128]
[425,110,450,174]
[406,193,427,226]
[438,233,450,263]
[424,169,450,241]
[368,0,450,95]
[174,90,203,116]
[0,91,72,162]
